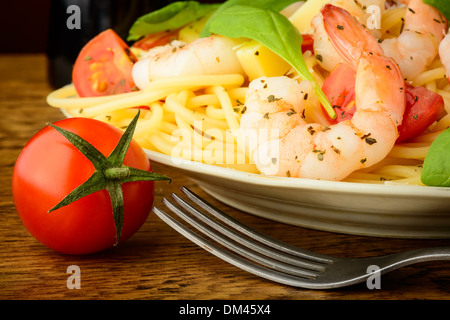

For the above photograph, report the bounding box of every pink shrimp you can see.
[439,29,450,82]
[380,0,447,81]
[239,4,405,181]
[311,0,385,72]
[131,35,244,90]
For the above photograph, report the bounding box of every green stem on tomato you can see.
[48,171,107,213]
[48,110,171,245]
[104,167,131,180]
[106,181,125,244]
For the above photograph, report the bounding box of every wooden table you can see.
[1,54,449,302]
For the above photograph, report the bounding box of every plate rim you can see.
[144,149,450,199]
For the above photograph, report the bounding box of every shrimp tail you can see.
[322,3,405,128]
[440,30,450,83]
[381,0,447,80]
[321,4,383,68]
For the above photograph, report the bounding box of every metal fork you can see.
[152,186,450,289]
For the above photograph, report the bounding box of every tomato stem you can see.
[106,181,125,245]
[48,110,171,245]
[104,167,130,180]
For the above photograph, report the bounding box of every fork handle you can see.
[377,246,450,272]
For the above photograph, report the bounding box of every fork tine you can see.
[162,197,319,278]
[180,186,333,264]
[152,205,321,288]
[153,187,450,290]
[168,193,328,273]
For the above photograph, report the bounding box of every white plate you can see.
[145,150,450,239]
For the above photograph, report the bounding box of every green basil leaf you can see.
[422,0,450,21]
[200,0,298,37]
[421,128,450,187]
[208,5,335,118]
[127,1,219,41]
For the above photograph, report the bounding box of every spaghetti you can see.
[46,4,450,186]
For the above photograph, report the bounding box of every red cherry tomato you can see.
[12,117,155,255]
[321,63,356,124]
[301,34,315,54]
[131,29,179,51]
[397,83,445,142]
[72,29,138,97]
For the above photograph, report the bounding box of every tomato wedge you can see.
[72,29,138,97]
[397,83,445,143]
[131,29,179,51]
[321,64,444,142]
[301,34,315,54]
[321,63,356,124]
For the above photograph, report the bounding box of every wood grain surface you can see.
[1,54,449,301]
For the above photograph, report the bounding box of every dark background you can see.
[1,1,52,53]
[0,0,220,53]
[0,1,219,88]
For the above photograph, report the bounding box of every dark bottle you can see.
[46,0,171,89]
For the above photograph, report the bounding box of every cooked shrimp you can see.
[439,29,450,82]
[329,0,385,35]
[311,0,385,72]
[380,0,447,80]
[240,4,405,181]
[132,35,244,90]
